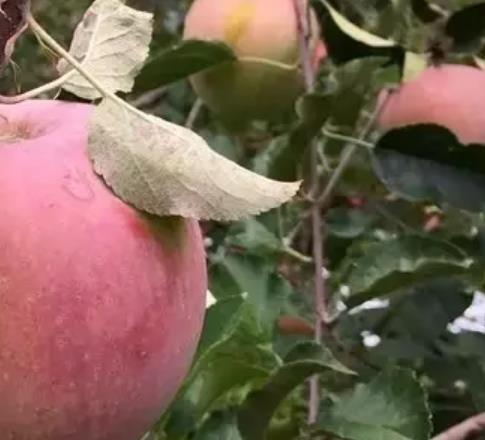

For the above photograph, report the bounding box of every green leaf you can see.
[445,3,485,51]
[164,297,279,437]
[327,207,375,239]
[316,368,431,440]
[252,93,333,181]
[218,254,293,337]
[227,219,282,257]
[311,0,403,65]
[194,410,243,440]
[410,0,446,23]
[238,342,354,440]
[135,39,236,92]
[374,124,485,212]
[339,235,471,306]
[382,280,471,344]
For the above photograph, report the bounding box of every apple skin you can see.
[378,64,485,144]
[0,100,207,440]
[183,0,326,127]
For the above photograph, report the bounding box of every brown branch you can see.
[292,0,329,426]
[432,413,485,440]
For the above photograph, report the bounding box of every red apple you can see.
[183,0,326,127]
[0,100,207,440]
[378,64,485,144]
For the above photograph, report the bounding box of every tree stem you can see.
[292,0,328,425]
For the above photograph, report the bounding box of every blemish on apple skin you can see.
[62,167,95,202]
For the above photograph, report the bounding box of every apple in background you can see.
[183,0,326,128]
[377,64,485,144]
[0,100,207,440]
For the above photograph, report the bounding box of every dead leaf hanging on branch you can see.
[58,0,153,100]
[0,0,30,69]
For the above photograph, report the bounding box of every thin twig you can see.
[316,94,390,209]
[321,127,374,150]
[185,98,203,129]
[432,412,485,440]
[283,246,313,264]
[292,0,328,426]
[0,71,74,104]
[27,14,109,99]
[131,86,167,109]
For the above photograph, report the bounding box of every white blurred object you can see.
[361,331,382,347]
[206,290,217,309]
[449,291,485,334]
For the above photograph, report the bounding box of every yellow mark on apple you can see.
[224,1,255,45]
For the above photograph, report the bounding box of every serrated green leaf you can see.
[164,297,280,437]
[238,342,354,440]
[219,255,292,337]
[316,368,431,440]
[227,219,282,257]
[339,235,471,306]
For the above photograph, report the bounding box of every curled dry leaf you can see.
[58,0,153,100]
[0,0,30,69]
[88,99,301,221]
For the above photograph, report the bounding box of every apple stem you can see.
[26,14,109,99]
[0,71,75,104]
[25,13,194,140]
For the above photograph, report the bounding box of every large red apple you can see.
[183,0,326,127]
[0,100,207,440]
[378,64,485,144]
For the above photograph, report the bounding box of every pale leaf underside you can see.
[58,0,153,100]
[88,99,301,221]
